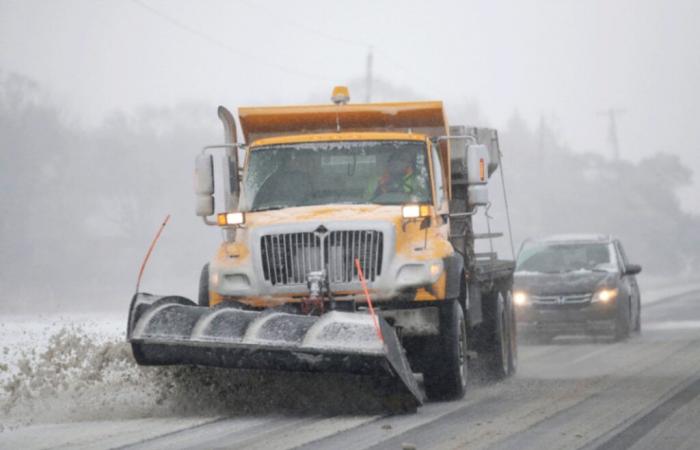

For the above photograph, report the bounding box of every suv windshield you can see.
[516,242,617,273]
[240,140,432,211]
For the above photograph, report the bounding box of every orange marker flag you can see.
[355,258,384,343]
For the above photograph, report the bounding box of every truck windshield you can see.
[240,140,432,211]
[516,243,618,273]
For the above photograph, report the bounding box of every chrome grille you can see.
[532,294,592,305]
[260,230,383,286]
[327,230,383,284]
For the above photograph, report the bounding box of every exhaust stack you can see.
[217,106,240,210]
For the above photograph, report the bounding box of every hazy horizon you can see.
[2,0,699,213]
[1,0,700,315]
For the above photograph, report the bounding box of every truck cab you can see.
[208,132,455,308]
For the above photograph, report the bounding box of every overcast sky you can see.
[2,0,699,212]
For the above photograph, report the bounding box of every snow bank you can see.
[0,314,386,433]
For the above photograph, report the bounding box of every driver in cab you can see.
[365,151,427,202]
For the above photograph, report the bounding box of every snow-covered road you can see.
[2,278,700,449]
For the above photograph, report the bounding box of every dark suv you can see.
[513,234,642,342]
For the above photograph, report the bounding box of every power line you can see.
[373,49,434,88]
[128,0,334,83]
[130,0,433,95]
[235,0,433,91]
[238,0,371,49]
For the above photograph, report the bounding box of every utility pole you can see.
[365,47,373,103]
[537,114,546,157]
[597,108,626,160]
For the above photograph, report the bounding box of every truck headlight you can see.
[513,291,529,306]
[592,288,618,303]
[402,204,430,219]
[217,212,245,226]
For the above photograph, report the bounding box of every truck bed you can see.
[474,259,515,283]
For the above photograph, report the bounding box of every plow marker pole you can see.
[135,214,171,294]
[355,258,384,343]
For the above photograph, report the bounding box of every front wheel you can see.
[614,298,631,341]
[423,300,469,400]
[633,298,642,334]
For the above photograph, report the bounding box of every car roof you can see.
[526,234,614,245]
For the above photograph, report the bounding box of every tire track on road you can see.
[586,373,700,450]
[340,288,700,450]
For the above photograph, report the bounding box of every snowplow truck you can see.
[127,87,517,412]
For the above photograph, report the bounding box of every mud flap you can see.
[128,293,424,410]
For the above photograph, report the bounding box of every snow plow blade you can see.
[127,293,423,411]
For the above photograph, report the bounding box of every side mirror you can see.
[624,264,642,276]
[467,144,490,206]
[467,144,490,185]
[468,185,489,206]
[195,154,214,217]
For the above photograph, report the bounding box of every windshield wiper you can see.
[251,205,288,212]
[560,267,609,273]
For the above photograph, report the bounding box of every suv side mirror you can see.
[195,154,215,217]
[624,264,642,276]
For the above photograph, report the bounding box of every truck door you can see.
[430,143,449,234]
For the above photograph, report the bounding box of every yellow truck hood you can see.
[243,204,404,228]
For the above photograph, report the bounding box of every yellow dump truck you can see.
[127,87,517,412]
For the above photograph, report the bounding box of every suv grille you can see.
[532,294,592,305]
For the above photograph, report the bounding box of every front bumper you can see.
[211,220,445,304]
[516,300,617,334]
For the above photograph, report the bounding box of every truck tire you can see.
[198,263,210,307]
[505,290,518,375]
[480,290,514,380]
[614,297,631,341]
[423,299,469,400]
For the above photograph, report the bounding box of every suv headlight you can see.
[592,288,618,303]
[513,290,529,306]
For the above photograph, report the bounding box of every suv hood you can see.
[514,270,618,295]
